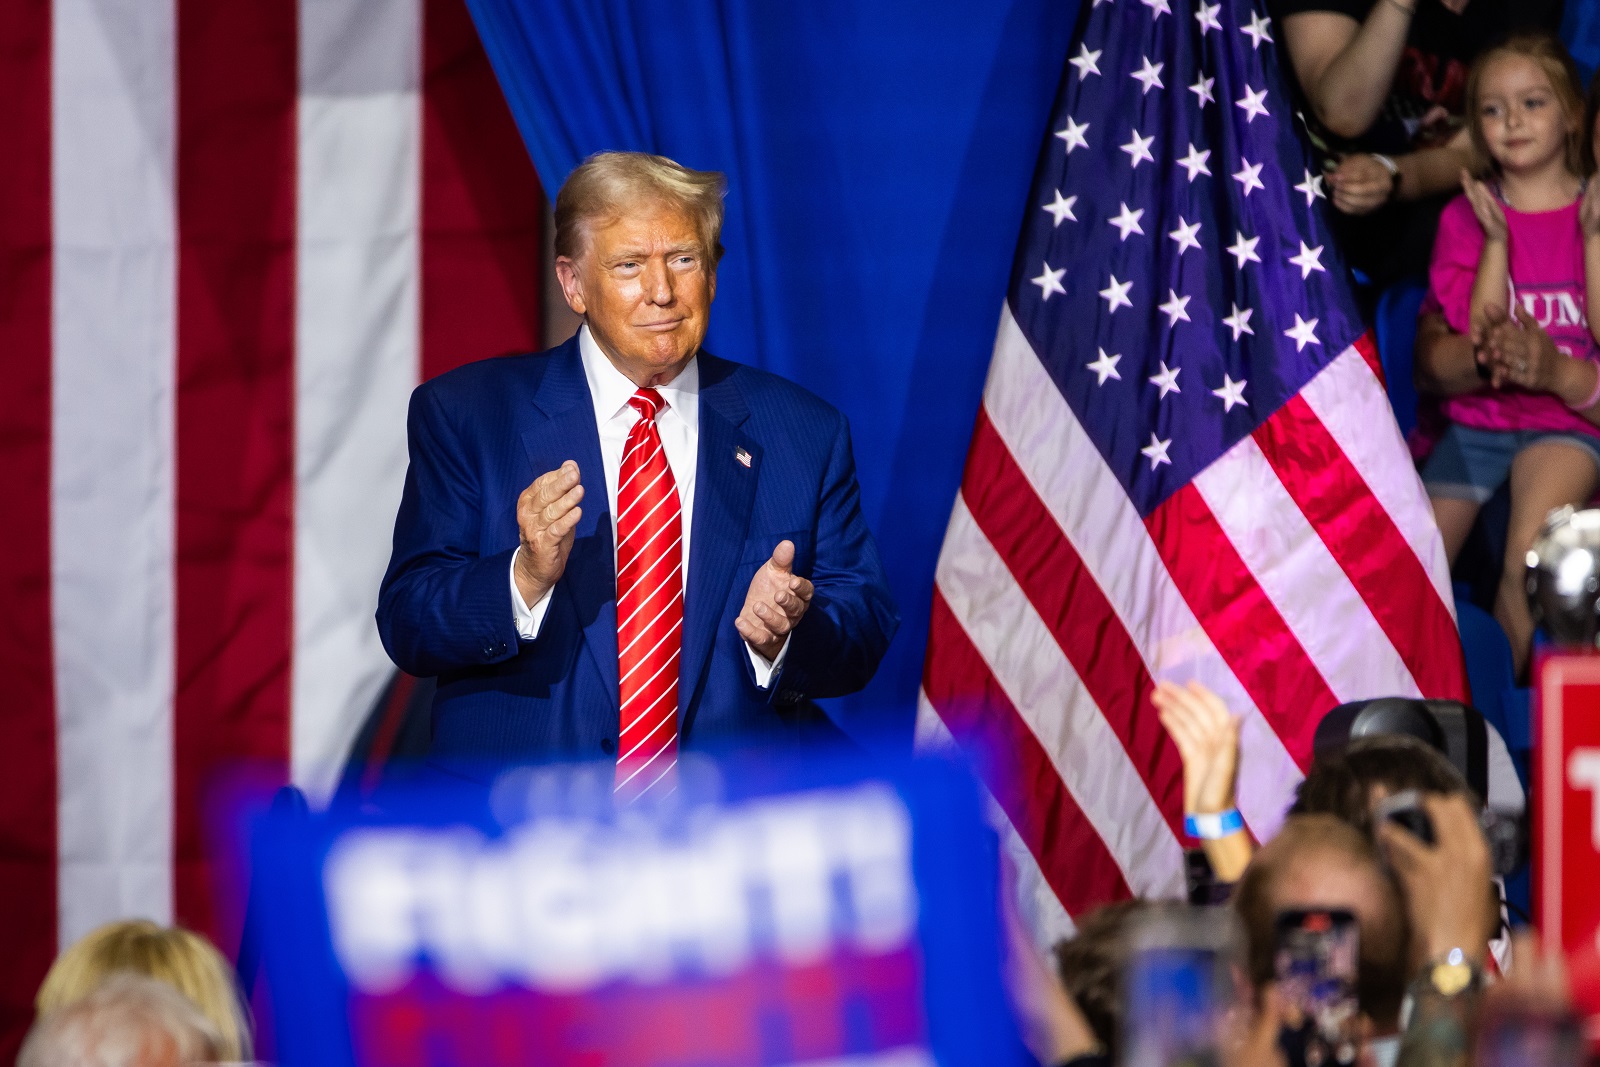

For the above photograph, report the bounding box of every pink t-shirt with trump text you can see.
[1427,192,1600,438]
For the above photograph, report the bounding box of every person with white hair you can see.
[17,973,221,1067]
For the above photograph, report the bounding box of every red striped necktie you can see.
[613,388,683,801]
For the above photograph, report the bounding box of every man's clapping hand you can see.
[735,540,813,662]
[514,460,584,607]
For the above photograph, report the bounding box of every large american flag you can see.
[0,0,542,1052]
[919,0,1467,941]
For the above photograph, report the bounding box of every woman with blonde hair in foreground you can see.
[35,919,252,1062]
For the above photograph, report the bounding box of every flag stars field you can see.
[1157,290,1191,326]
[1131,57,1164,94]
[1168,218,1202,255]
[1121,130,1155,168]
[1241,11,1273,48]
[1099,274,1133,314]
[1227,231,1260,269]
[1109,202,1145,241]
[1233,159,1264,196]
[1288,241,1326,279]
[1032,263,1067,300]
[1070,44,1102,79]
[1222,303,1255,340]
[1284,313,1321,351]
[1148,361,1181,398]
[1212,375,1248,412]
[1296,169,1327,206]
[1056,116,1089,153]
[1177,144,1211,181]
[1087,348,1122,385]
[1044,190,1078,225]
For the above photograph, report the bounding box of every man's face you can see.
[556,200,715,387]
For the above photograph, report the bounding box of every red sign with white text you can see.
[1536,654,1600,1029]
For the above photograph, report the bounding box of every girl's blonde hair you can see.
[1466,33,1589,178]
[35,919,252,1062]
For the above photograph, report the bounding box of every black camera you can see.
[1372,789,1524,876]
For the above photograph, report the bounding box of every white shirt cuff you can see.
[510,548,553,640]
[747,634,791,689]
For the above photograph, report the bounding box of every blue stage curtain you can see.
[1563,0,1600,84]
[463,0,1080,747]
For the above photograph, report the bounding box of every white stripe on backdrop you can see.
[936,306,1304,842]
[919,303,1474,944]
[294,0,423,804]
[51,0,178,948]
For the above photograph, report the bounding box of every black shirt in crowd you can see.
[1267,0,1563,287]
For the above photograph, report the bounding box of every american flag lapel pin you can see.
[734,446,751,468]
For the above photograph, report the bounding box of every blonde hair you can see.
[1466,34,1589,178]
[554,150,726,267]
[20,974,222,1067]
[36,920,251,1062]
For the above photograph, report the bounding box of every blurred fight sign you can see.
[1536,655,1600,1033]
[247,756,1018,1066]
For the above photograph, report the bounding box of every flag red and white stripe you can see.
[0,0,543,1051]
[919,307,1466,945]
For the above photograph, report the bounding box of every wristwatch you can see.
[1419,947,1483,999]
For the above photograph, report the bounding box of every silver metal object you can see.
[1526,506,1600,648]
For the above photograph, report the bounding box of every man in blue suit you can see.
[377,151,898,789]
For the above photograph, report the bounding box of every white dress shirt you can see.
[510,324,786,686]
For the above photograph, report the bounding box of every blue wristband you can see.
[1184,809,1244,840]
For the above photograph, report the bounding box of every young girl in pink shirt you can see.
[1421,34,1600,676]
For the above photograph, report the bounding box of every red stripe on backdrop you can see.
[960,411,1185,837]
[924,592,1131,916]
[1353,332,1383,384]
[421,0,543,382]
[174,0,297,938]
[1254,395,1468,702]
[0,1,56,1052]
[1145,485,1336,768]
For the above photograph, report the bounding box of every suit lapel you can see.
[681,355,758,731]
[519,336,619,715]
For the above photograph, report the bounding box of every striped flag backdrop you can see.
[0,0,543,1050]
[918,0,1468,943]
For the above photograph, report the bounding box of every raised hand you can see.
[1375,792,1498,968]
[735,540,814,662]
[1460,170,1508,243]
[513,460,584,606]
[1152,679,1241,816]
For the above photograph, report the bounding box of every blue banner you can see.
[250,755,1021,1066]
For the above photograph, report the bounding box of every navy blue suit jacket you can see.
[376,335,899,770]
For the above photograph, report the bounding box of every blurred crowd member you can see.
[18,974,221,1067]
[1235,815,1412,1042]
[1412,35,1600,679]
[1271,0,1558,287]
[36,919,252,1062]
[1291,734,1474,831]
[1051,899,1166,1062]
